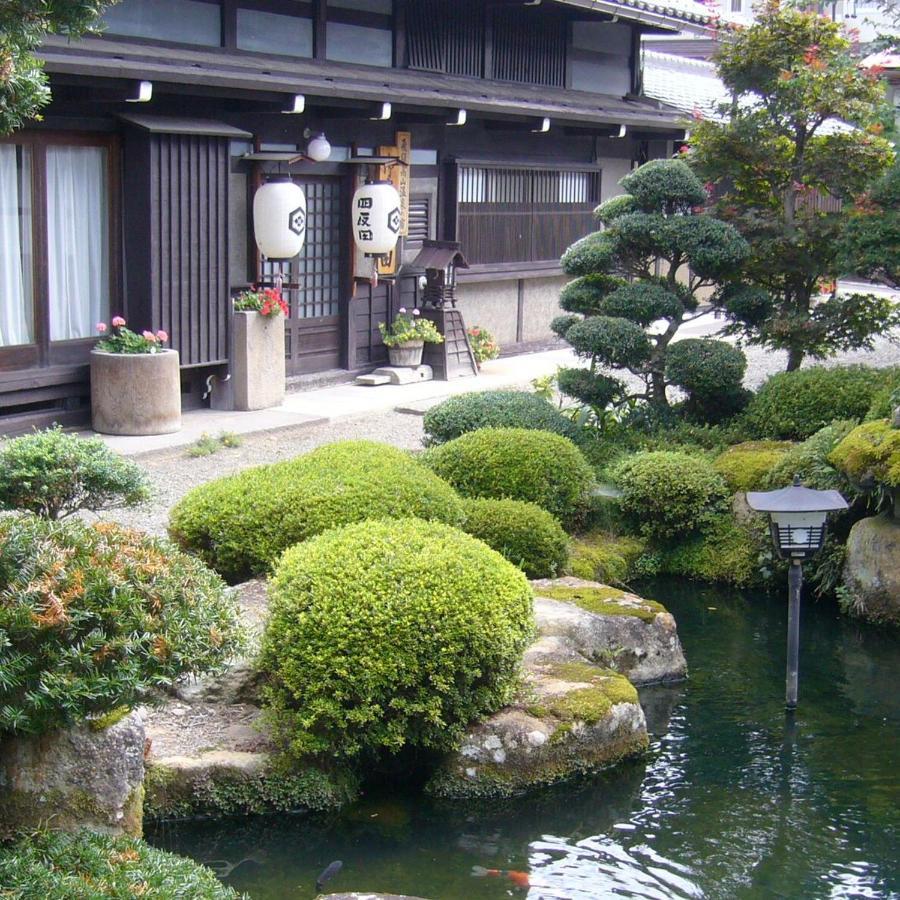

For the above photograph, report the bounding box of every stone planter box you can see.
[233,311,286,411]
[388,340,425,367]
[91,349,181,436]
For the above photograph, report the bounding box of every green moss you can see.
[829,420,900,488]
[537,585,666,622]
[88,705,131,732]
[712,441,794,492]
[567,531,645,584]
[542,663,639,724]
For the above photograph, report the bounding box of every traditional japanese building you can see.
[0,0,712,432]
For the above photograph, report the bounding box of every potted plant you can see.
[467,325,500,370]
[379,307,444,367]
[231,287,289,411]
[91,317,181,435]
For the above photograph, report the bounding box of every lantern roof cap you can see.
[746,477,848,514]
[411,240,470,271]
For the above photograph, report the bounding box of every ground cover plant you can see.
[423,427,594,527]
[260,518,533,760]
[0,516,243,734]
[169,440,464,583]
[0,829,245,899]
[713,441,794,492]
[0,427,149,519]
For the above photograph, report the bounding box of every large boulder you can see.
[842,513,900,626]
[532,577,687,684]
[0,711,145,838]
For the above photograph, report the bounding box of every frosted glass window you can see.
[0,145,34,347]
[326,21,392,66]
[328,0,392,12]
[46,147,110,341]
[237,8,313,56]
[103,0,221,46]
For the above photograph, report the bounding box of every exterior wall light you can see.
[126,80,153,103]
[252,175,306,262]
[306,133,332,162]
[747,476,848,709]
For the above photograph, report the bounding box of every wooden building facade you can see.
[0,0,709,432]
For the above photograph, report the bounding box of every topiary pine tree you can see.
[552,159,749,415]
[690,1,897,371]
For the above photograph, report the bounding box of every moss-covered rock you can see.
[829,420,900,489]
[144,751,358,821]
[567,531,645,584]
[712,441,794,492]
[841,513,900,626]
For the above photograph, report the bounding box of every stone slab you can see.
[367,365,434,385]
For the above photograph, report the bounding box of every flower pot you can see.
[388,340,425,367]
[232,311,286,411]
[90,349,181,436]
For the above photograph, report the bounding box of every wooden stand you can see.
[421,309,478,380]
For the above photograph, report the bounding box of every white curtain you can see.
[0,145,34,347]
[46,146,109,341]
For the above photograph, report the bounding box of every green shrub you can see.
[0,830,245,899]
[742,365,893,440]
[422,390,581,447]
[567,531,646,585]
[0,516,243,735]
[611,451,730,539]
[461,497,569,578]
[423,428,595,526]
[169,440,464,583]
[712,441,794,492]
[865,371,900,421]
[665,338,749,422]
[0,427,150,519]
[260,518,533,759]
[828,420,900,488]
[763,420,857,492]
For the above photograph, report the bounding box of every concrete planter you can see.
[388,340,425,367]
[91,349,181,436]
[233,311,286,411]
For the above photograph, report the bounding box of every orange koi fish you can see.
[472,865,530,888]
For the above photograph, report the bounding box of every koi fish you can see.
[472,865,530,888]
[316,860,343,892]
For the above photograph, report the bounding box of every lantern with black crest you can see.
[352,179,403,261]
[253,175,307,262]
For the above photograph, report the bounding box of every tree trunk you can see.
[786,347,804,371]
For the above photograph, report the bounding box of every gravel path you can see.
[102,332,899,539]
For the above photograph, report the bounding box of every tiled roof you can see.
[642,50,728,118]
[557,0,715,33]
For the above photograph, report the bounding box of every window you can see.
[405,195,431,250]
[456,164,601,266]
[730,0,743,11]
[237,7,313,56]
[0,134,116,361]
[102,0,222,45]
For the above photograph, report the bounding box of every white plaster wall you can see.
[455,281,519,346]
[522,276,568,342]
[601,156,634,201]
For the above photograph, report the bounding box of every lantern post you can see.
[746,477,848,710]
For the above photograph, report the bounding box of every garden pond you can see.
[149,579,899,899]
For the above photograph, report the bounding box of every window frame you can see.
[0,131,121,370]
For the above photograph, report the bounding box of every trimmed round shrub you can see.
[422,390,581,447]
[260,518,533,759]
[0,426,150,519]
[712,440,794,492]
[461,497,569,578]
[0,830,242,899]
[423,427,595,526]
[742,366,891,440]
[611,451,730,539]
[666,338,748,422]
[0,516,242,735]
[169,440,464,583]
[764,421,857,494]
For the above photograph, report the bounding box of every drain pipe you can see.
[203,373,231,402]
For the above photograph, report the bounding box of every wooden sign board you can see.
[374,132,411,277]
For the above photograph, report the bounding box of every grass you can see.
[186,431,242,458]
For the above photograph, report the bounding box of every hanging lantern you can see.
[253,176,306,261]
[306,132,332,162]
[352,180,402,257]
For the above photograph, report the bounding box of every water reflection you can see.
[149,580,900,900]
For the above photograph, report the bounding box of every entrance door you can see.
[261,175,345,375]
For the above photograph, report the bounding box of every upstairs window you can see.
[102,0,222,46]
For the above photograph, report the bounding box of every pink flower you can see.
[142,330,157,342]
[156,330,168,342]
[398,307,407,314]
[412,309,421,316]
[96,322,107,333]
[111,315,126,327]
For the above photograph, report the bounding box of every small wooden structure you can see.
[411,240,478,380]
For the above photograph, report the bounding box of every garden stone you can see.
[0,710,145,838]
[842,513,900,626]
[531,577,687,685]
[318,895,432,900]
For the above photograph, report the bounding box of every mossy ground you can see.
[529,662,640,727]
[536,585,666,622]
[712,441,794,492]
[567,531,645,584]
[829,420,900,488]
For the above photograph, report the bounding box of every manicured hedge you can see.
[611,451,730,539]
[712,440,794,492]
[763,421,857,492]
[742,365,894,440]
[422,390,581,446]
[169,440,464,583]
[0,830,244,899]
[461,497,569,578]
[0,516,243,735]
[422,427,595,526]
[260,518,533,759]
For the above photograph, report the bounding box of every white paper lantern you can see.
[352,180,402,256]
[253,176,306,261]
[307,133,332,162]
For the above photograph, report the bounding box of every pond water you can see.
[149,580,900,899]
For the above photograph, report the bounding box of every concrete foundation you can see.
[91,349,181,436]
[231,312,286,411]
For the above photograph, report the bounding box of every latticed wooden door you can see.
[261,175,345,375]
